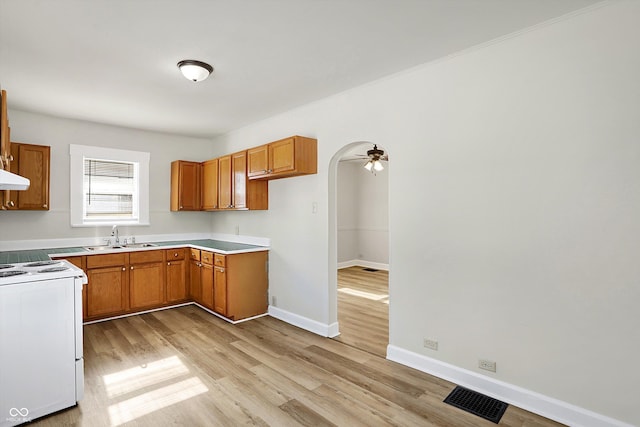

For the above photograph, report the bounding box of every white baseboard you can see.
[337,259,389,271]
[386,345,633,427]
[269,306,339,337]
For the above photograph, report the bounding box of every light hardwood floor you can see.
[31,303,563,426]
[333,266,389,357]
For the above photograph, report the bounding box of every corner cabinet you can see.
[6,142,50,210]
[247,135,317,180]
[170,160,201,211]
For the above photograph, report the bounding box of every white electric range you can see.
[0,259,87,426]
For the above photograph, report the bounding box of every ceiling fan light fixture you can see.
[177,60,214,82]
[363,144,385,173]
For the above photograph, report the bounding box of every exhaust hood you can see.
[0,168,30,190]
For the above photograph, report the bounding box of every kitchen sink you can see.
[123,243,157,248]
[84,243,157,251]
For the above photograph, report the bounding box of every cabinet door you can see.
[129,262,165,310]
[201,263,214,309]
[17,144,50,210]
[232,151,247,209]
[213,266,227,316]
[170,161,201,211]
[87,265,128,318]
[269,137,296,175]
[247,145,269,178]
[189,259,202,303]
[202,158,219,210]
[218,155,232,209]
[166,259,187,303]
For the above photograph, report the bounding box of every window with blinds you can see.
[83,159,138,220]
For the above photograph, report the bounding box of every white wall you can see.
[337,159,389,267]
[1,110,214,242]
[209,3,640,425]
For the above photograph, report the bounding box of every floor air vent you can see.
[362,268,379,272]
[443,386,508,424]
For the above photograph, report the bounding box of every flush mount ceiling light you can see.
[177,60,214,82]
[364,144,386,173]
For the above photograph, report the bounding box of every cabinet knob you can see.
[130,266,134,270]
[174,253,178,257]
[6,200,15,207]
[167,262,171,266]
[122,267,126,271]
[42,204,47,208]
[180,206,183,209]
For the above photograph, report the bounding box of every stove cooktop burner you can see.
[25,260,60,268]
[0,270,28,278]
[0,264,15,270]
[38,267,70,273]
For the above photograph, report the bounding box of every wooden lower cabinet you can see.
[166,249,188,303]
[189,257,202,303]
[201,262,214,309]
[87,265,128,318]
[71,247,267,322]
[129,250,165,310]
[216,251,268,321]
[213,265,227,315]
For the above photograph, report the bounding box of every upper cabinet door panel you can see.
[17,144,50,210]
[269,138,296,175]
[170,160,201,211]
[247,145,269,178]
[202,158,219,210]
[218,155,232,209]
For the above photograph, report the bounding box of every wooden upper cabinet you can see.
[170,160,201,211]
[247,135,317,180]
[202,158,219,210]
[218,155,232,209]
[7,143,50,210]
[217,151,268,210]
[232,151,248,209]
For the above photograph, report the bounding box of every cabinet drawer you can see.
[165,248,185,261]
[214,253,226,267]
[129,250,164,264]
[86,253,127,268]
[201,251,214,265]
[190,248,201,261]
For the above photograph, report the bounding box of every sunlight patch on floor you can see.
[338,287,389,301]
[108,376,208,426]
[103,355,190,398]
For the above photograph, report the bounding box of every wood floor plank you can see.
[31,305,563,426]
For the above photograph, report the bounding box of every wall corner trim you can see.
[268,306,339,337]
[386,345,633,427]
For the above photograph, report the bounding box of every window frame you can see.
[70,144,150,227]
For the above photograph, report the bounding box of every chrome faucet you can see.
[111,225,120,246]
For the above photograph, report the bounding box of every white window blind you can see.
[84,159,135,218]
[70,144,150,227]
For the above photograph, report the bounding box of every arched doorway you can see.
[328,142,390,357]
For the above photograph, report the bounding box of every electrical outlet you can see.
[423,338,438,351]
[479,359,496,372]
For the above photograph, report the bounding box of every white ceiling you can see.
[0,0,599,138]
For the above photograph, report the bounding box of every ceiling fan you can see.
[354,144,388,173]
